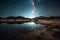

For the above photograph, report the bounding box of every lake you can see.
[0,22,45,31]
[0,22,45,40]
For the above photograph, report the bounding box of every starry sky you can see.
[0,0,60,18]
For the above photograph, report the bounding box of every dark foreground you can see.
[0,25,60,40]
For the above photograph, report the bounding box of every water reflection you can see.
[0,22,45,31]
[0,22,46,40]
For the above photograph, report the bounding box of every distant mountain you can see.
[34,16,60,19]
[0,16,60,19]
[0,16,25,19]
[15,16,25,19]
[33,16,48,19]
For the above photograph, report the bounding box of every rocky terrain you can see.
[14,25,60,40]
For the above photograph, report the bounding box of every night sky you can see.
[0,0,60,18]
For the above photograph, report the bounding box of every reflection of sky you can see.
[0,22,45,31]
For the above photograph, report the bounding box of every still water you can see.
[0,22,46,40]
[0,22,45,32]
